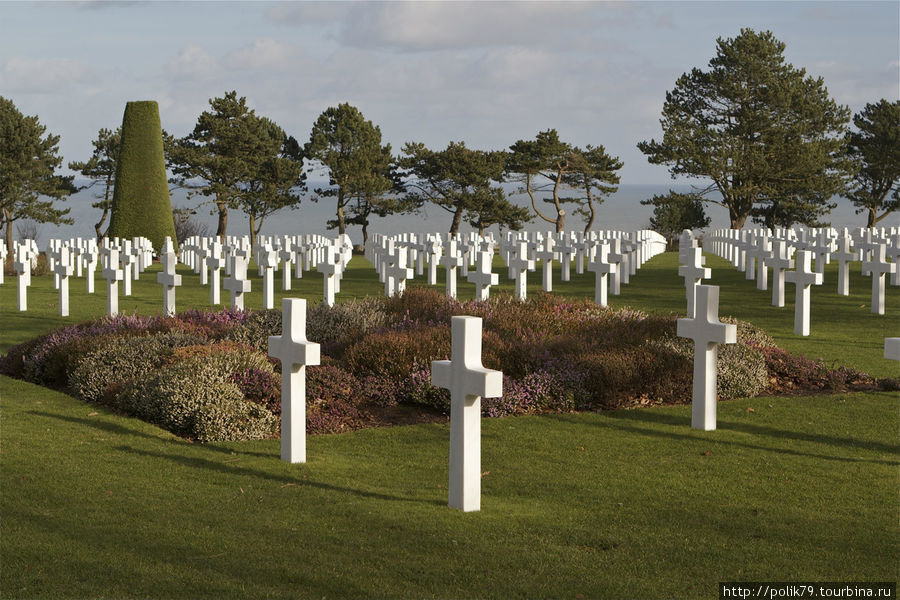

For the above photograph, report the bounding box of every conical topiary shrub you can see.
[108,101,176,252]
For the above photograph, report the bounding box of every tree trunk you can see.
[4,209,13,257]
[361,221,369,245]
[449,205,464,235]
[583,199,595,235]
[249,213,258,243]
[336,190,346,235]
[868,208,877,228]
[95,208,110,241]
[215,195,228,238]
[556,210,565,233]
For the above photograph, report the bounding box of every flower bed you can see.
[1,288,880,442]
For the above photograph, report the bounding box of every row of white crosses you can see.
[178,233,353,310]
[704,225,899,334]
[268,297,502,512]
[5,237,157,317]
[367,229,667,305]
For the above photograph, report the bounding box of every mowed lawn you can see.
[1,249,898,599]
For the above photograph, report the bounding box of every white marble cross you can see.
[535,236,556,292]
[317,245,339,307]
[467,251,499,301]
[120,240,135,296]
[157,237,182,317]
[507,241,535,301]
[268,298,321,463]
[385,241,413,298]
[861,242,896,315]
[54,246,74,317]
[784,250,823,336]
[431,316,503,512]
[101,247,124,316]
[259,244,279,310]
[14,244,32,311]
[676,285,736,431]
[441,239,464,299]
[678,247,711,318]
[84,243,98,294]
[607,239,625,295]
[206,240,225,305]
[768,240,794,308]
[587,241,617,307]
[810,231,833,276]
[557,234,576,282]
[425,237,443,286]
[279,239,294,291]
[224,254,252,310]
[753,233,772,291]
[0,242,7,285]
[831,235,856,296]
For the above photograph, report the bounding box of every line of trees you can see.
[2,28,897,255]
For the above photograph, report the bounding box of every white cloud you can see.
[224,38,301,71]
[165,45,219,80]
[0,57,94,94]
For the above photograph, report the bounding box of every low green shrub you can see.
[117,348,278,442]
[343,326,450,381]
[306,297,388,356]
[68,332,205,404]
[222,309,283,352]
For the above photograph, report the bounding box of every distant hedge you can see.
[108,101,176,253]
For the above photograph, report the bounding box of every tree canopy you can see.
[507,130,621,233]
[69,127,120,241]
[641,191,710,244]
[306,103,398,238]
[0,96,75,255]
[846,99,900,227]
[171,92,304,240]
[399,141,528,236]
[637,29,852,229]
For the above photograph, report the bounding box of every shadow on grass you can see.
[545,412,899,465]
[115,445,444,507]
[602,407,899,456]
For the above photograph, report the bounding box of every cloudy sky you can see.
[1,0,897,186]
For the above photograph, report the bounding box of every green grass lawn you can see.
[1,249,898,599]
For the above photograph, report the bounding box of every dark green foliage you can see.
[343,326,451,381]
[400,141,528,235]
[846,99,900,227]
[507,130,622,233]
[641,190,711,244]
[171,91,304,239]
[108,101,177,251]
[638,29,852,229]
[0,96,75,255]
[68,127,120,240]
[306,103,407,240]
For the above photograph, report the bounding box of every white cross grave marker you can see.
[206,240,225,305]
[268,298,321,463]
[862,242,896,315]
[259,244,279,310]
[101,247,124,316]
[224,254,252,310]
[832,235,857,296]
[678,247,711,318]
[156,237,182,317]
[676,285,737,431]
[768,240,794,308]
[507,241,535,301]
[535,236,556,292]
[467,251,499,301]
[54,246,74,317]
[317,245,339,307]
[441,239,464,299]
[784,250,823,336]
[587,242,617,307]
[431,316,503,511]
[14,244,32,311]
